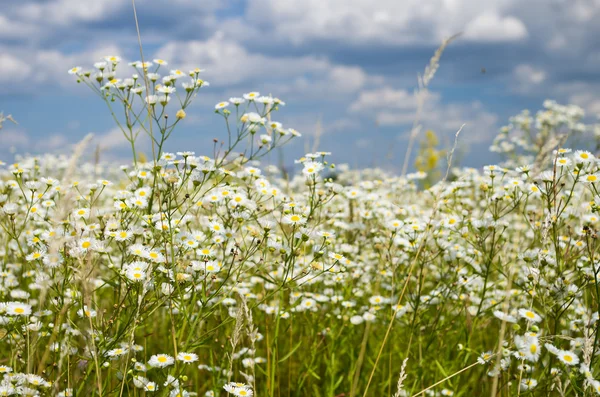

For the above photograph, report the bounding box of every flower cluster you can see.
[0,58,598,395]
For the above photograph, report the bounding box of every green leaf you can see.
[278,340,303,363]
[435,360,449,378]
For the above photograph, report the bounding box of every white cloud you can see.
[242,0,529,45]
[0,54,32,83]
[0,128,30,148]
[44,135,71,151]
[349,88,439,112]
[0,44,123,92]
[464,12,528,42]
[0,129,69,153]
[512,64,547,93]
[568,0,600,23]
[158,33,327,85]
[17,0,124,26]
[348,87,498,143]
[569,92,600,117]
[327,66,369,93]
[156,33,374,95]
[91,127,138,151]
[14,0,221,28]
[0,14,38,39]
[0,124,144,158]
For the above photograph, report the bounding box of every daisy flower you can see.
[302,161,324,177]
[477,351,493,365]
[106,348,128,357]
[148,354,175,368]
[176,352,198,364]
[4,302,32,316]
[514,334,540,362]
[520,378,537,390]
[518,308,542,323]
[283,214,306,225]
[574,150,594,163]
[234,388,253,397]
[556,350,579,366]
[243,92,260,101]
[145,382,158,392]
[493,311,517,323]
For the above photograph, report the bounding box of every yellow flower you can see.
[176,109,186,119]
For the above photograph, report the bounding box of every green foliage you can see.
[2,58,600,397]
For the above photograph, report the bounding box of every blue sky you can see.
[1,0,600,170]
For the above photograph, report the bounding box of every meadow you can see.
[1,48,600,397]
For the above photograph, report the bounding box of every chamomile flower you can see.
[243,92,260,101]
[514,334,540,362]
[493,311,517,323]
[176,352,198,363]
[584,173,600,183]
[148,354,175,368]
[520,378,537,390]
[4,302,32,316]
[77,305,97,318]
[73,208,90,218]
[145,382,158,392]
[234,388,253,397]
[574,150,594,163]
[283,214,306,225]
[477,351,494,364]
[556,350,579,366]
[106,347,129,357]
[302,161,324,177]
[556,157,571,167]
[126,269,146,282]
[518,308,542,323]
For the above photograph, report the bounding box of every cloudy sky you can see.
[1,0,599,170]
